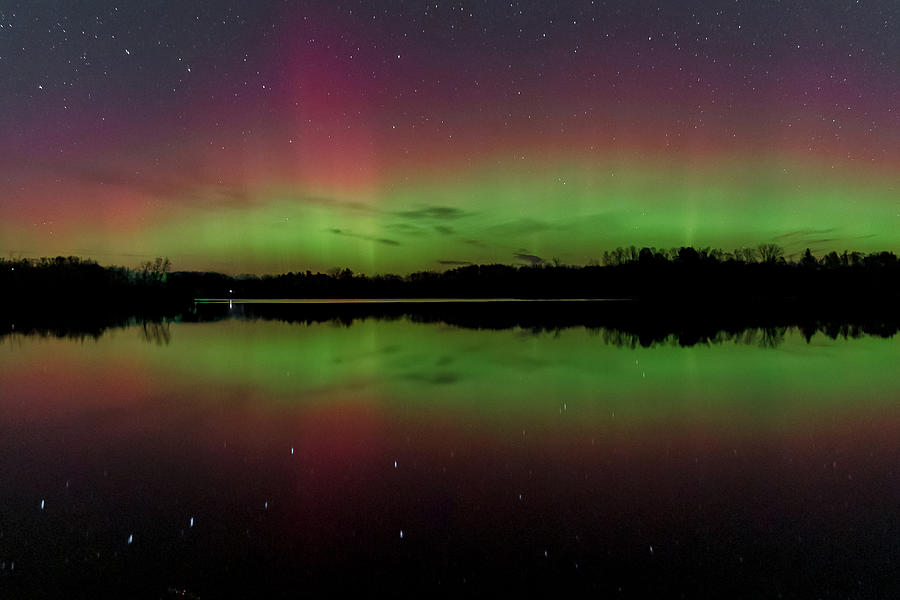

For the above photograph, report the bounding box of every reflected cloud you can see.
[403,371,461,385]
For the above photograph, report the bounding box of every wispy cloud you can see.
[774,228,878,255]
[328,228,401,246]
[486,218,554,235]
[402,371,461,385]
[773,228,837,241]
[514,249,544,265]
[385,223,428,236]
[395,206,469,220]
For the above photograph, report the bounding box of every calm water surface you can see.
[2,316,900,597]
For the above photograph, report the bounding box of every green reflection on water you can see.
[4,318,898,427]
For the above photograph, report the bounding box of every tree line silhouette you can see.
[3,299,898,350]
[2,244,898,309]
[192,299,900,347]
[0,255,178,317]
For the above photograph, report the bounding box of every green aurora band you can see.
[4,159,898,274]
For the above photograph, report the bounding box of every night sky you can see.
[1,1,898,273]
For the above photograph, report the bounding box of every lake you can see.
[2,305,900,597]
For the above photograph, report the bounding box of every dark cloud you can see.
[403,371,461,385]
[385,223,427,236]
[775,229,877,255]
[486,218,554,235]
[485,212,621,237]
[387,223,419,231]
[514,250,544,265]
[434,225,455,235]
[396,206,468,220]
[328,229,401,246]
[774,228,837,240]
[437,260,473,266]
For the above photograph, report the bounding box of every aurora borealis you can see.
[1,1,898,273]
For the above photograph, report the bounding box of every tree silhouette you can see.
[139,257,172,283]
[757,244,783,263]
[800,248,817,268]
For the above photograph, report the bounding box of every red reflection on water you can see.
[3,347,900,597]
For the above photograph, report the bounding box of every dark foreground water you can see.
[2,307,900,598]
